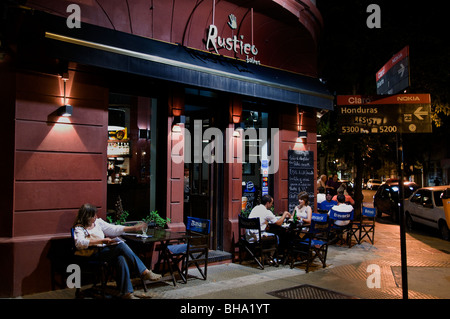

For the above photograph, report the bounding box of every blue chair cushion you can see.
[298,239,326,246]
[168,243,187,255]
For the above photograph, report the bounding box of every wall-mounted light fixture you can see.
[57,104,73,117]
[298,130,307,138]
[172,115,185,132]
[233,123,244,137]
[317,134,322,143]
[297,109,307,141]
[139,129,150,139]
[59,72,72,117]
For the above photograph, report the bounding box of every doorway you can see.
[183,91,224,250]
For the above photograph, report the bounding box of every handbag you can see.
[74,226,102,257]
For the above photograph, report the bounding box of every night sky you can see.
[317,0,449,101]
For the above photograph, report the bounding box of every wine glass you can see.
[141,222,148,237]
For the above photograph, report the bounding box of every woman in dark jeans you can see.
[72,203,161,298]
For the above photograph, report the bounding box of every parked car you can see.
[404,186,450,240]
[373,181,419,222]
[366,179,382,190]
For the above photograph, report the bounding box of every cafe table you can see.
[122,228,191,286]
[266,219,310,260]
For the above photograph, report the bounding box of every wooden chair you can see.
[285,213,331,272]
[166,216,211,284]
[237,214,278,270]
[329,208,355,247]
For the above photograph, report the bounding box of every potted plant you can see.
[106,196,130,225]
[142,210,171,228]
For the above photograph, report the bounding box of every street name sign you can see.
[337,94,432,134]
[376,46,410,95]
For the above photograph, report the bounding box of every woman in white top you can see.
[317,175,328,189]
[73,203,161,298]
[292,191,312,223]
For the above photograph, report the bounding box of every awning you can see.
[37,12,333,109]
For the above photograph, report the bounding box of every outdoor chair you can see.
[329,208,355,247]
[238,214,278,270]
[357,206,376,244]
[166,216,211,284]
[70,228,110,298]
[284,213,331,272]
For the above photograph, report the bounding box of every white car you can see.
[366,179,382,190]
[404,186,450,240]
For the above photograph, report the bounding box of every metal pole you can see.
[397,133,408,299]
[212,0,215,26]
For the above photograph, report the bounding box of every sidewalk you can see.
[21,218,450,300]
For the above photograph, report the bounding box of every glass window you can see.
[404,185,418,198]
[421,190,433,208]
[410,190,422,203]
[240,110,269,211]
[107,93,154,221]
[434,190,444,207]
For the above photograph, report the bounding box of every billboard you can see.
[376,46,410,95]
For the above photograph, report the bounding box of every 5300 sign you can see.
[341,125,398,134]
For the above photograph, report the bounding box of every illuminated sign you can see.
[205,14,260,65]
[376,46,410,95]
[337,94,432,134]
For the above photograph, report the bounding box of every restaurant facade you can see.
[0,0,333,297]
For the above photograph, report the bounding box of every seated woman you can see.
[292,191,312,224]
[72,203,161,299]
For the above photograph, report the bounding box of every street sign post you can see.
[337,93,432,300]
[376,46,410,95]
[337,94,432,134]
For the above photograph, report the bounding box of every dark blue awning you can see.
[40,12,333,109]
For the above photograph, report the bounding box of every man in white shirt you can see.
[245,195,291,243]
[329,194,353,226]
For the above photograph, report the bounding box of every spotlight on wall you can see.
[139,129,150,139]
[298,130,307,138]
[172,115,185,132]
[57,104,73,117]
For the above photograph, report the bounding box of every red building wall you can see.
[0,64,108,296]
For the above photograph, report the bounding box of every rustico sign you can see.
[205,14,260,65]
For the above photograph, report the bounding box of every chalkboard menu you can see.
[288,150,314,213]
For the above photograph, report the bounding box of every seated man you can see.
[245,194,291,243]
[318,191,337,212]
[329,194,353,226]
